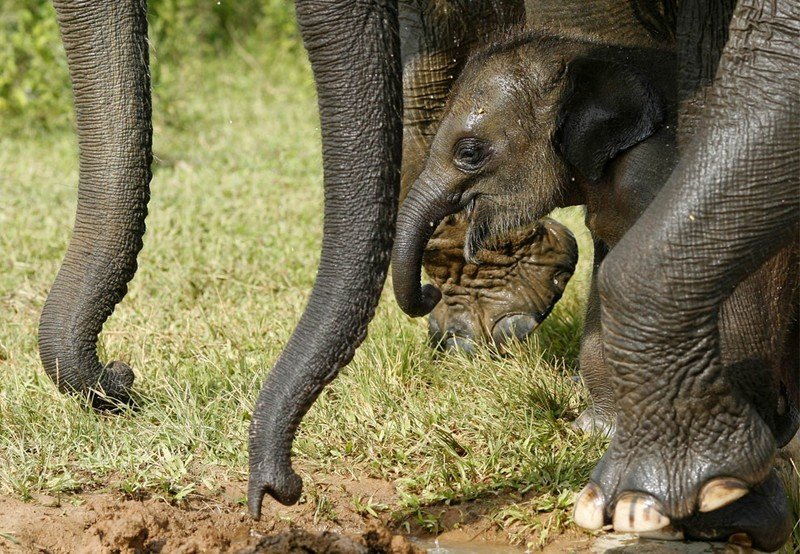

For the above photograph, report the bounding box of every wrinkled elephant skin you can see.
[396,0,686,354]
[424,218,576,354]
[43,0,798,550]
[399,0,578,352]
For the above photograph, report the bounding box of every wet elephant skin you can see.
[392,33,679,434]
[43,1,798,550]
[398,0,682,353]
[584,1,799,550]
[400,0,578,353]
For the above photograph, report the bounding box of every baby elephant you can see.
[391,30,678,433]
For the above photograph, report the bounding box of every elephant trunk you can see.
[392,177,462,317]
[247,1,402,516]
[38,1,152,410]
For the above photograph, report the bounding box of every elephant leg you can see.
[573,240,616,436]
[38,0,152,410]
[574,2,799,550]
[399,0,577,354]
[575,130,680,437]
[719,246,800,448]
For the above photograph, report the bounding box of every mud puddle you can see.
[414,537,525,553]
[0,471,585,554]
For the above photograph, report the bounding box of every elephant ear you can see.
[555,57,665,181]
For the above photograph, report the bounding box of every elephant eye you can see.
[454,138,491,172]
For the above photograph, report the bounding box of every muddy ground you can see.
[0,471,593,554]
[4,459,790,554]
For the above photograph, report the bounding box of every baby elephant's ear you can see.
[555,57,665,181]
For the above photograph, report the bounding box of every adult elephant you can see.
[574,0,799,549]
[41,0,796,550]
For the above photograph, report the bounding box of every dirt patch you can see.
[0,470,598,553]
[0,483,741,554]
[0,491,424,554]
[0,467,506,554]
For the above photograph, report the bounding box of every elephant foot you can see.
[575,472,792,551]
[423,217,578,354]
[573,406,793,552]
[573,406,616,437]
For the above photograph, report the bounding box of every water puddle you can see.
[413,537,526,553]
[591,534,743,553]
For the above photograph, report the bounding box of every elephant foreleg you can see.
[578,1,799,549]
[573,239,616,436]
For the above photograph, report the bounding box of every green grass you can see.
[0,44,796,552]
[781,460,800,553]
[0,45,598,545]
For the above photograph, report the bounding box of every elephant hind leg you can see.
[39,1,152,409]
[719,245,800,448]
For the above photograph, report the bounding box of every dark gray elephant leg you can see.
[39,0,152,410]
[573,240,616,436]
[719,248,800,447]
[574,1,798,549]
[575,129,681,437]
[248,0,402,515]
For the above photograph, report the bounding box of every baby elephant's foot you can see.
[424,217,578,353]
[573,406,616,437]
[573,407,794,551]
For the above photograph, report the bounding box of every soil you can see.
[0,491,422,554]
[0,471,591,554]
[4,462,772,554]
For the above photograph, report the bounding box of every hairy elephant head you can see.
[393,33,670,317]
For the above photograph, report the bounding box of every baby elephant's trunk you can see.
[392,179,461,317]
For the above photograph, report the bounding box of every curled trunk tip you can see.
[392,184,458,318]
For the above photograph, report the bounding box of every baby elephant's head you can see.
[393,34,669,317]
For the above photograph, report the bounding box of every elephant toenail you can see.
[573,482,605,530]
[698,477,748,513]
[728,533,752,547]
[612,492,670,533]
